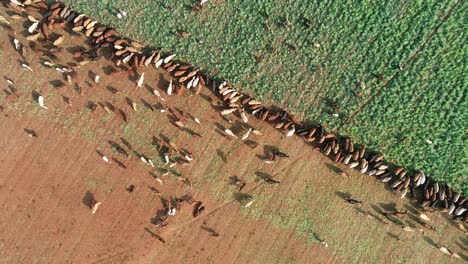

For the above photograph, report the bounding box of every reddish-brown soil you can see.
[0,5,466,264]
[0,113,337,264]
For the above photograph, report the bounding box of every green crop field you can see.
[63,0,467,194]
[341,5,467,193]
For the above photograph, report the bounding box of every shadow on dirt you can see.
[23,128,37,137]
[335,191,351,200]
[216,149,227,163]
[108,140,129,157]
[201,226,220,237]
[82,191,96,209]
[422,236,438,248]
[143,228,165,243]
[111,157,127,169]
[233,192,252,204]
[326,163,342,174]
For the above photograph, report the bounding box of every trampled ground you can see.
[0,6,466,264]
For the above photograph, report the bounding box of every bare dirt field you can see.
[0,113,338,264]
[0,5,466,264]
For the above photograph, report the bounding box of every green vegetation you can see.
[64,1,467,192]
[341,5,467,193]
[1,10,463,262]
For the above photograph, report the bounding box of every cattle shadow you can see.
[3,88,12,96]
[216,149,227,163]
[255,171,279,184]
[199,93,212,103]
[379,202,397,212]
[118,109,127,122]
[65,45,85,56]
[120,137,134,151]
[102,65,118,75]
[455,241,467,251]
[88,70,97,82]
[149,172,160,180]
[403,204,419,215]
[143,228,166,243]
[243,139,259,149]
[106,85,119,94]
[66,61,78,68]
[5,85,16,95]
[150,199,170,226]
[126,185,135,193]
[8,35,25,59]
[108,140,129,157]
[354,207,367,215]
[229,176,246,191]
[233,192,252,204]
[207,98,229,113]
[167,121,202,138]
[111,157,127,169]
[157,73,169,92]
[256,145,276,161]
[0,21,13,32]
[403,219,417,228]
[3,76,13,83]
[228,120,247,135]
[214,122,226,131]
[97,102,107,111]
[73,83,82,94]
[372,204,404,226]
[86,100,97,111]
[255,171,272,181]
[126,68,136,82]
[151,136,160,147]
[62,95,71,105]
[335,191,351,200]
[326,163,342,174]
[160,197,169,211]
[173,107,187,120]
[153,102,165,112]
[460,236,468,246]
[105,102,116,112]
[213,122,229,138]
[145,84,156,96]
[311,232,324,243]
[457,253,468,262]
[148,185,161,194]
[354,207,387,224]
[169,170,182,177]
[23,128,37,137]
[31,90,40,101]
[125,97,134,109]
[370,204,385,215]
[386,232,401,241]
[141,98,154,111]
[158,133,171,145]
[82,191,96,209]
[454,241,468,261]
[228,176,242,186]
[405,211,421,224]
[201,226,220,237]
[422,236,438,248]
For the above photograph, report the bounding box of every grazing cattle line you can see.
[3,0,467,232]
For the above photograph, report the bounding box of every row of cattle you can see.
[9,0,467,223]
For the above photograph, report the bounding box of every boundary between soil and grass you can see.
[4,0,467,222]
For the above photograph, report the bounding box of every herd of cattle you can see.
[4,0,467,226]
